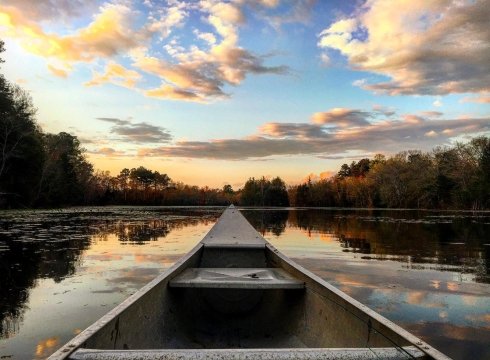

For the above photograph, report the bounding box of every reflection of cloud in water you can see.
[461,295,478,306]
[447,282,459,291]
[107,268,161,287]
[133,253,181,266]
[464,314,490,329]
[405,291,447,308]
[437,323,490,342]
[407,291,426,305]
[431,280,441,289]
[334,274,375,288]
[35,337,59,358]
[1,208,488,359]
[91,286,126,294]
[84,253,123,261]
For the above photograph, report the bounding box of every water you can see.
[0,207,489,359]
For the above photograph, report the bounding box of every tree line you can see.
[289,137,490,210]
[1,39,489,209]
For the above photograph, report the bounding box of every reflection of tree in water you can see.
[94,216,219,244]
[338,236,371,254]
[241,210,289,237]
[289,209,490,283]
[114,221,171,244]
[0,208,221,339]
[0,224,92,338]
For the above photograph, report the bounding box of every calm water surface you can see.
[0,207,489,359]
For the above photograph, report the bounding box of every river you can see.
[0,207,489,359]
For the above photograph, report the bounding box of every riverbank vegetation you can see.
[289,138,490,210]
[1,40,489,209]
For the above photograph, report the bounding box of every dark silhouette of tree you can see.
[264,177,289,207]
[0,42,44,207]
[36,132,93,206]
[240,177,288,206]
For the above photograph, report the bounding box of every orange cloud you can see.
[85,62,142,88]
[145,84,204,102]
[0,4,147,66]
[1,1,289,102]
[461,95,490,104]
[312,108,371,127]
[47,64,69,78]
[88,147,127,157]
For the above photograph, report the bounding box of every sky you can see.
[1,0,489,188]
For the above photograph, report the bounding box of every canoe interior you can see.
[79,245,414,352]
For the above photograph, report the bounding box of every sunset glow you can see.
[1,0,489,187]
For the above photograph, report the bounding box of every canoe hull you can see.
[49,207,450,359]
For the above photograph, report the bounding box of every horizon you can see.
[1,0,489,188]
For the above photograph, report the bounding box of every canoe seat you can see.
[69,346,427,359]
[169,268,305,289]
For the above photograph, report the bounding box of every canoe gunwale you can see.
[69,346,426,359]
[48,242,205,360]
[265,243,451,360]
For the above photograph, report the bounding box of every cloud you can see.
[260,122,326,139]
[372,104,395,117]
[312,108,371,127]
[403,114,425,124]
[0,3,147,65]
[2,0,96,21]
[137,137,318,160]
[147,1,188,39]
[85,62,142,88]
[136,110,490,160]
[194,30,217,45]
[96,117,172,144]
[88,147,127,157]
[461,95,490,104]
[244,0,281,8]
[145,84,204,102]
[1,0,290,102]
[134,56,226,100]
[133,0,289,102]
[133,47,288,103]
[47,64,69,78]
[420,111,443,118]
[262,0,317,30]
[132,0,290,102]
[433,97,443,107]
[317,153,374,160]
[97,117,131,126]
[318,0,490,96]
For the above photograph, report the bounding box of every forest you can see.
[1,39,489,209]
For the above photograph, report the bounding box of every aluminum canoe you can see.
[50,205,451,360]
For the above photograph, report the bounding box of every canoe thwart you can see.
[169,268,305,289]
[69,346,426,359]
